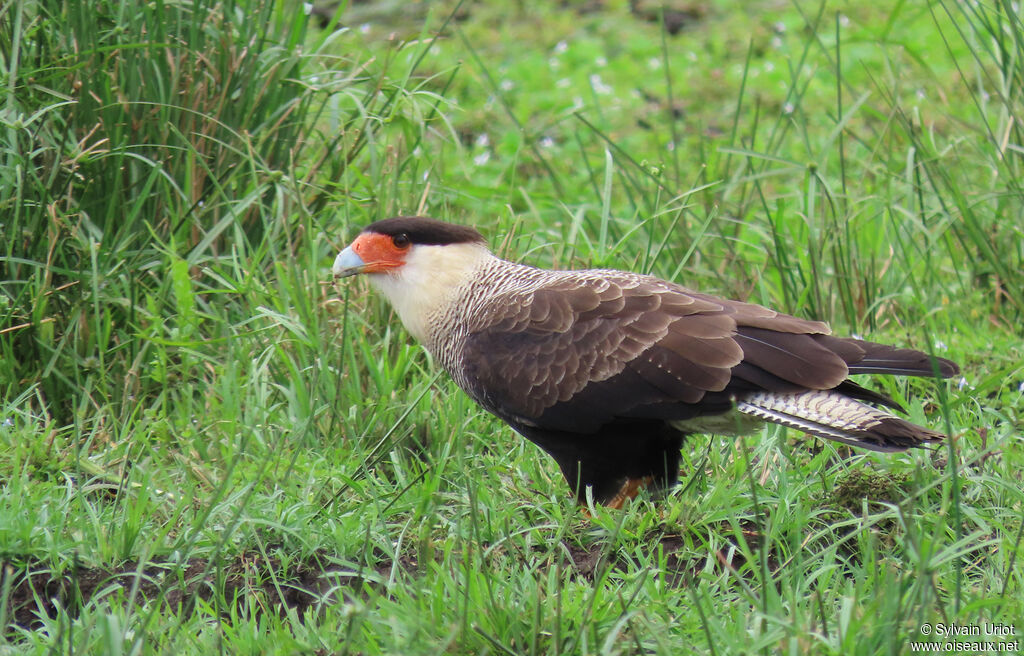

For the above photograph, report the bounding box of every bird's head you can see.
[333,216,492,342]
[333,216,487,279]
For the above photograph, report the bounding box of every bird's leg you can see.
[604,475,656,510]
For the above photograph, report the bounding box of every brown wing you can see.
[459,272,854,433]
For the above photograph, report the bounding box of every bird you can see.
[333,216,959,508]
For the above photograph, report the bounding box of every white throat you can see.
[368,242,494,344]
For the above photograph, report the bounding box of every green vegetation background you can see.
[1,0,1021,653]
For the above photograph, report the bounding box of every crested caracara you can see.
[333,216,958,507]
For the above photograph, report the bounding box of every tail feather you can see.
[834,379,907,413]
[815,336,960,378]
[736,390,945,452]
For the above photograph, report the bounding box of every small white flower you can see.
[539,136,554,148]
[687,51,698,62]
[360,23,371,34]
[499,79,514,91]
[1018,380,1024,393]
[838,14,850,27]
[589,73,612,95]
[648,58,662,70]
[303,2,312,15]
[783,102,795,115]
[596,56,607,67]
[474,133,490,148]
[549,57,561,69]
[957,376,969,391]
[557,78,571,89]
[771,36,783,49]
[554,41,568,54]
[474,151,490,166]
[773,21,786,33]
[666,141,675,152]
[934,340,947,351]
[764,61,775,73]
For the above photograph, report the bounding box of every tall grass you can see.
[0,0,450,422]
[2,0,307,419]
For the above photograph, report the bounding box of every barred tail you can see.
[736,390,946,452]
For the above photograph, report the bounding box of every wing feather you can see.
[733,327,849,389]
[456,270,954,434]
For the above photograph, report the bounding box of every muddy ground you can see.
[2,469,907,637]
[2,532,723,636]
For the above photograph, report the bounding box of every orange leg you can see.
[604,475,656,510]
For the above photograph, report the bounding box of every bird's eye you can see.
[392,233,411,249]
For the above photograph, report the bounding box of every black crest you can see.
[363,216,485,246]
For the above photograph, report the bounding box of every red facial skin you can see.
[350,232,410,273]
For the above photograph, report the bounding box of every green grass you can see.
[1,0,1022,653]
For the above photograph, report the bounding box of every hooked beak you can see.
[332,245,368,278]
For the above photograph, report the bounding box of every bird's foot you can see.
[605,475,655,510]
